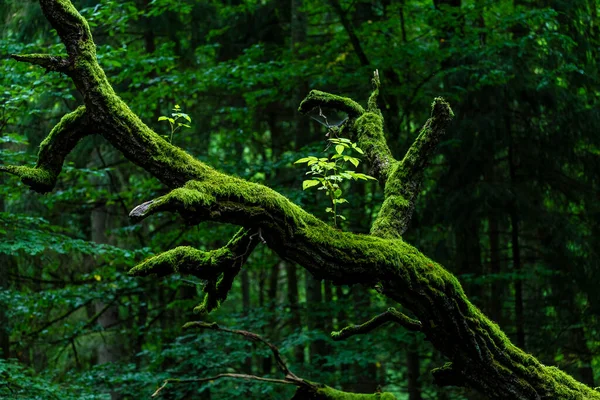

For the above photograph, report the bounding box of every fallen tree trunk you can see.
[1,1,599,399]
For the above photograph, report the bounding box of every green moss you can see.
[431,97,454,119]
[316,386,396,399]
[142,176,315,230]
[0,165,56,193]
[128,246,230,279]
[353,112,395,180]
[53,0,94,41]
[367,71,380,114]
[298,90,365,118]
[38,105,86,156]
[0,106,88,193]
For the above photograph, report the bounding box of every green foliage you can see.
[0,358,106,400]
[158,104,192,144]
[295,136,375,227]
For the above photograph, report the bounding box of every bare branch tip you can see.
[372,69,380,87]
[431,97,454,119]
[11,53,70,73]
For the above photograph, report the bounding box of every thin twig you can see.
[332,307,422,341]
[183,321,301,381]
[151,374,294,398]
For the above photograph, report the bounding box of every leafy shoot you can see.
[158,104,192,144]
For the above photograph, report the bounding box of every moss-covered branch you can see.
[353,71,396,183]
[39,0,94,57]
[11,54,71,73]
[193,228,259,315]
[331,307,421,341]
[129,228,259,314]
[126,178,600,398]
[129,246,229,278]
[298,79,395,183]
[0,106,90,193]
[370,98,454,238]
[297,81,453,239]
[298,90,365,119]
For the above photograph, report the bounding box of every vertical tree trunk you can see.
[509,208,525,349]
[507,113,525,350]
[305,273,325,368]
[262,262,280,374]
[488,216,503,323]
[553,283,596,387]
[323,280,333,334]
[347,286,379,393]
[336,285,351,388]
[241,268,253,374]
[92,205,122,363]
[571,325,595,387]
[288,0,309,368]
[0,170,11,359]
[89,147,123,400]
[455,220,483,301]
[406,337,422,400]
[286,263,304,365]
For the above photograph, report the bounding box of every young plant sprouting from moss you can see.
[295,135,377,227]
[158,104,192,143]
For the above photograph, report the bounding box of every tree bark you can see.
[406,336,422,400]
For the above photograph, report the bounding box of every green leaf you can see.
[294,157,312,164]
[347,157,359,167]
[302,180,320,190]
[335,145,344,155]
[352,172,378,181]
[338,215,347,220]
[158,116,168,121]
[353,146,364,154]
[334,189,342,198]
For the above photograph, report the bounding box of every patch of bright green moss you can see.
[316,386,396,400]
[129,246,230,278]
[298,90,365,117]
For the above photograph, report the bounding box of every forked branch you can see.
[11,54,71,73]
[149,321,397,399]
[0,106,90,193]
[331,307,422,341]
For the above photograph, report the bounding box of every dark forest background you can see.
[0,0,599,399]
